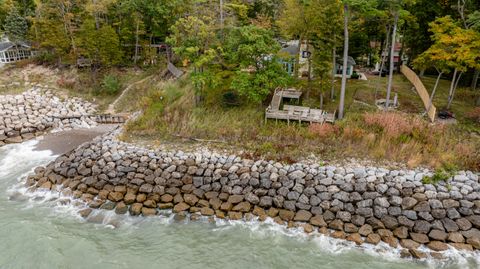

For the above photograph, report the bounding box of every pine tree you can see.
[4,6,28,43]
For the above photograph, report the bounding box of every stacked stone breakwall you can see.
[0,89,97,145]
[27,131,480,258]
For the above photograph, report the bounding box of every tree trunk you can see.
[294,37,302,78]
[471,69,479,91]
[447,68,458,109]
[419,69,425,77]
[447,71,463,109]
[220,0,224,27]
[385,12,398,110]
[134,18,140,65]
[338,3,349,120]
[220,0,224,38]
[425,71,442,116]
[93,0,100,30]
[320,92,324,109]
[306,41,312,99]
[331,42,336,100]
[374,25,390,101]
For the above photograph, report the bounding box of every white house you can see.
[0,37,35,64]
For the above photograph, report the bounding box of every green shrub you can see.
[422,167,455,185]
[101,75,122,95]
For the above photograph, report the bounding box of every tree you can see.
[413,45,451,117]
[277,0,342,99]
[31,0,86,63]
[167,15,219,103]
[277,0,308,78]
[4,6,28,42]
[225,25,290,103]
[76,19,123,67]
[337,0,379,119]
[414,16,480,110]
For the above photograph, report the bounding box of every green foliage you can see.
[224,25,280,68]
[100,75,122,95]
[167,15,218,68]
[224,25,290,103]
[467,11,480,31]
[4,6,27,42]
[231,62,289,103]
[421,167,456,185]
[77,19,123,66]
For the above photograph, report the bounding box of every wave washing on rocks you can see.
[25,128,480,261]
[0,88,97,146]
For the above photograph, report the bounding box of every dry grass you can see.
[124,78,480,171]
[363,112,424,138]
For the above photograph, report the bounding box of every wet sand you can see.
[34,125,118,155]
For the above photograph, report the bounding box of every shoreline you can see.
[24,127,480,260]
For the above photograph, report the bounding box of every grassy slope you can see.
[124,72,480,171]
[2,63,477,170]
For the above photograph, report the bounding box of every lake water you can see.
[0,140,479,269]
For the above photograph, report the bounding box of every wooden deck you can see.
[265,88,336,124]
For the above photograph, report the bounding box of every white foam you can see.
[2,141,480,268]
[0,140,54,180]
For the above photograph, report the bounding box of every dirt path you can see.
[105,75,153,114]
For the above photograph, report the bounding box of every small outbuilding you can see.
[0,38,35,64]
[335,56,356,78]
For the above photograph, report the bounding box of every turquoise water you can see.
[0,141,478,269]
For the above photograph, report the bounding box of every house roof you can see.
[0,41,31,52]
[336,56,356,66]
[280,43,299,56]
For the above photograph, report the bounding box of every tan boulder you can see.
[400,239,420,250]
[200,207,215,216]
[358,224,373,236]
[107,191,123,202]
[173,202,190,213]
[366,233,381,245]
[450,243,473,251]
[331,231,346,239]
[427,241,449,251]
[158,203,173,209]
[267,208,279,218]
[141,207,157,216]
[124,192,136,204]
[228,211,243,220]
[161,194,173,203]
[232,201,251,212]
[294,210,312,222]
[129,203,143,216]
[184,194,199,206]
[115,202,128,214]
[310,215,327,227]
[279,210,295,221]
[409,249,427,259]
[346,233,363,245]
